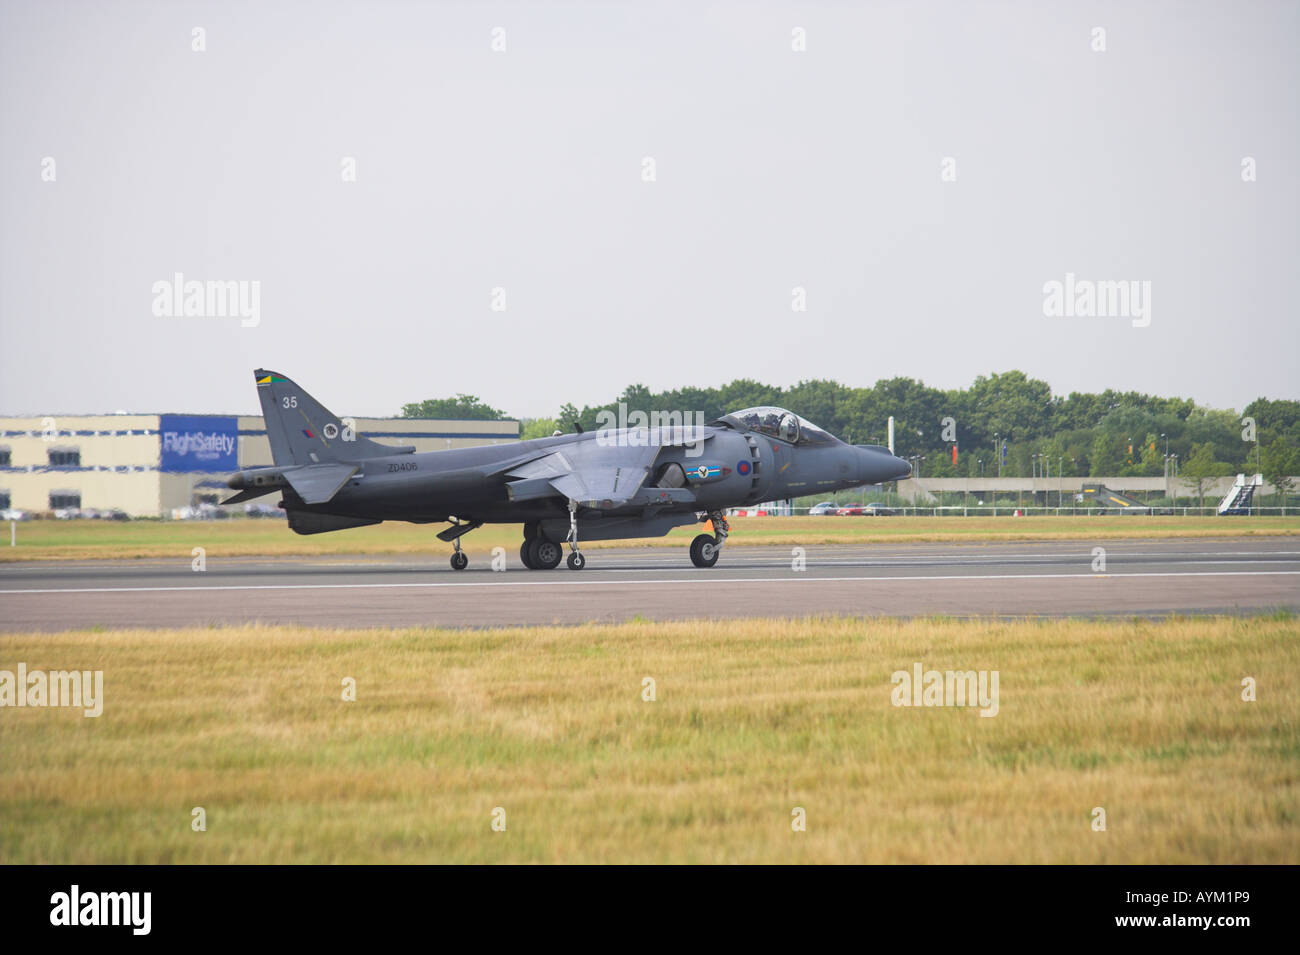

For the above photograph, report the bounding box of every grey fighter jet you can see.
[223,370,912,570]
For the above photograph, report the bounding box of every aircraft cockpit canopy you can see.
[720,407,837,446]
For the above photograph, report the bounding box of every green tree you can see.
[519,417,560,441]
[1180,442,1233,508]
[1138,431,1164,476]
[964,371,1053,444]
[401,394,507,420]
[1243,397,1300,448]
[556,403,582,431]
[1260,438,1299,509]
[1088,433,1124,476]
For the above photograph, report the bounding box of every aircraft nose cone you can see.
[852,446,912,484]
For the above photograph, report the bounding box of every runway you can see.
[1,537,1298,631]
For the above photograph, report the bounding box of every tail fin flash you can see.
[253,369,408,466]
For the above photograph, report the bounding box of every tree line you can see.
[402,370,1300,496]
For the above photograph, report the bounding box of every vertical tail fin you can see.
[253,369,405,466]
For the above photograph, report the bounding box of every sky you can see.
[1,0,1296,420]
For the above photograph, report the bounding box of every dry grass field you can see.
[3,514,1299,561]
[2,614,1296,863]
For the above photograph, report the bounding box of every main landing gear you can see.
[690,511,729,568]
[520,503,586,571]
[518,522,563,570]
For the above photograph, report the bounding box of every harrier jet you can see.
[223,370,911,570]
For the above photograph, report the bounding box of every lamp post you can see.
[1163,435,1170,497]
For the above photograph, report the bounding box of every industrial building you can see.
[0,413,519,517]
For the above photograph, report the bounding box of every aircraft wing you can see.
[505,442,661,508]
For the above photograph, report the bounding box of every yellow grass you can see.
[2,615,1297,863]
[3,514,1299,561]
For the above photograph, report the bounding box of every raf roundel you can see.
[737,460,751,476]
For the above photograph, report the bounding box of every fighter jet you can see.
[223,370,912,570]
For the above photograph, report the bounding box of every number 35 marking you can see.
[282,396,297,408]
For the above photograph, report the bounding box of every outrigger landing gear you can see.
[438,516,481,571]
[690,511,729,568]
[564,499,586,571]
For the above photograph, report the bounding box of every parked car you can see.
[836,502,896,516]
[171,503,230,521]
[807,501,839,516]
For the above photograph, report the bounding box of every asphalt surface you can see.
[2,537,1298,632]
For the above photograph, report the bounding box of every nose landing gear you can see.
[689,534,719,568]
[690,511,729,568]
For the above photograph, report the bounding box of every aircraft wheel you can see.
[450,551,468,571]
[530,538,563,570]
[567,552,586,571]
[520,540,536,569]
[690,534,720,568]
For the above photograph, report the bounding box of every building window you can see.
[0,491,10,510]
[48,447,80,467]
[0,447,10,466]
[49,491,81,509]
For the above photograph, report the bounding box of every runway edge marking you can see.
[4,569,1300,595]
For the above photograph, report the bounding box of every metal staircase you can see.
[1218,473,1263,515]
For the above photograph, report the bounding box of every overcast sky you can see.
[1,0,1296,420]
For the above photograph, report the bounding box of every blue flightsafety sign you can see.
[159,415,238,472]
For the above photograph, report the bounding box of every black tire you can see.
[567,552,586,571]
[450,551,468,571]
[519,540,536,569]
[690,533,720,568]
[530,538,563,570]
